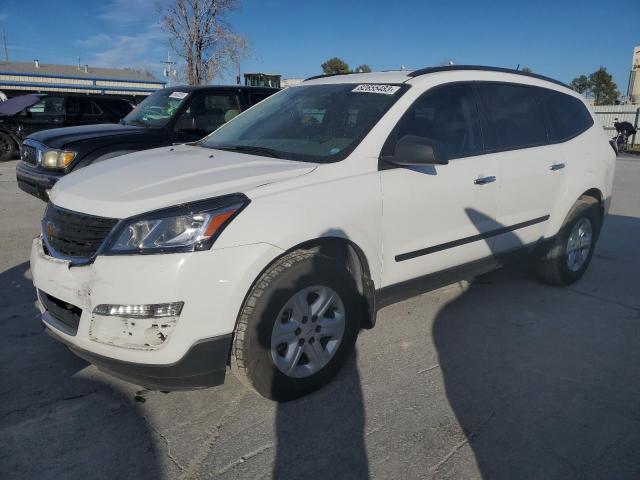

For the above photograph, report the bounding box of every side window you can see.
[174,93,241,134]
[248,93,272,106]
[87,100,103,116]
[477,83,547,150]
[29,97,64,116]
[391,83,483,161]
[65,98,81,116]
[536,88,594,142]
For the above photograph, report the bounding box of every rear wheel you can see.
[231,250,361,401]
[0,132,16,162]
[534,197,601,286]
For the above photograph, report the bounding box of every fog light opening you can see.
[90,302,183,350]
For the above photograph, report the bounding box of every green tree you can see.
[321,57,350,75]
[570,74,591,94]
[570,68,619,105]
[589,67,619,105]
[354,64,372,73]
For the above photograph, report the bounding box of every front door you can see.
[380,83,499,289]
[19,96,65,136]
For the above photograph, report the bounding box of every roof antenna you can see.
[515,64,521,71]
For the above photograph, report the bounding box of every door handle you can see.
[474,175,496,185]
[550,163,565,171]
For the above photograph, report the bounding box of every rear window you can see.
[477,83,547,151]
[536,89,593,142]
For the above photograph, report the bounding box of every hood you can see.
[0,94,43,116]
[50,144,317,218]
[28,123,148,149]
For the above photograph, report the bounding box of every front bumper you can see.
[30,237,283,390]
[16,161,64,201]
[46,325,232,390]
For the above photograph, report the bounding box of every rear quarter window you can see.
[535,89,594,142]
[477,83,548,151]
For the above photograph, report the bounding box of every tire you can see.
[534,196,601,286]
[231,249,362,401]
[0,132,16,162]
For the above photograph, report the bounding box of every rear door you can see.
[476,82,561,251]
[380,83,499,288]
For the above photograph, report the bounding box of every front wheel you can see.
[0,132,16,162]
[534,197,601,286]
[231,250,361,401]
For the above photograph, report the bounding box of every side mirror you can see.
[387,135,448,167]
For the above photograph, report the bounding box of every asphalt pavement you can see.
[1,154,639,480]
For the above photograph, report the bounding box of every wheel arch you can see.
[294,236,377,329]
[580,188,604,222]
[547,186,605,240]
[236,236,378,332]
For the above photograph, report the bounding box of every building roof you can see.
[0,61,161,83]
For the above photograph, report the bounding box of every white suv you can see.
[31,66,616,400]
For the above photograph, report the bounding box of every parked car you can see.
[0,93,132,162]
[30,66,615,400]
[16,85,279,201]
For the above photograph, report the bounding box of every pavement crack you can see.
[151,425,187,473]
[177,388,248,480]
[429,410,496,479]
[2,389,102,417]
[216,442,275,476]
[565,288,640,313]
[417,363,440,374]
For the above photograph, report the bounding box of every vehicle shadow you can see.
[265,232,370,479]
[0,262,162,480]
[432,211,640,479]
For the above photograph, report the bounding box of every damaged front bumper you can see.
[45,326,232,390]
[30,236,283,390]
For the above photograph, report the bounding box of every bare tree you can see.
[160,0,248,85]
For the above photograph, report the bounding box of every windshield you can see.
[201,83,406,162]
[122,90,189,127]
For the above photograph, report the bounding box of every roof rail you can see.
[408,65,569,88]
[304,72,359,81]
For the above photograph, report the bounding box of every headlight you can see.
[41,149,76,169]
[106,194,249,254]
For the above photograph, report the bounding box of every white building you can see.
[627,45,640,104]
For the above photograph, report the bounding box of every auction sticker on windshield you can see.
[169,91,189,99]
[352,84,400,95]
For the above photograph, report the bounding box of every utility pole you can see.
[2,30,8,62]
[162,51,176,86]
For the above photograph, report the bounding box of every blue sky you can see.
[0,0,638,91]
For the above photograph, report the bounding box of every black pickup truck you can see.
[0,93,132,162]
[16,85,279,201]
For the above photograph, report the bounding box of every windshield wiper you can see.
[213,144,282,159]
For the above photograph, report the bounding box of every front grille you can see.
[39,290,82,335]
[43,204,118,258]
[21,144,38,165]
